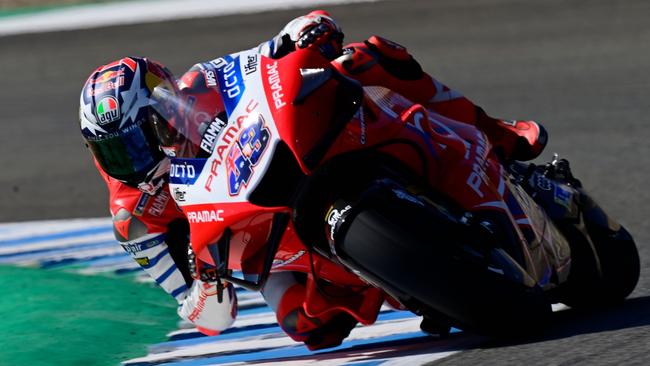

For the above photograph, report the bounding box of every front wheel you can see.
[329,180,552,336]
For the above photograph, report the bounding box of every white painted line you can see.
[0,217,111,240]
[126,317,427,364]
[0,0,378,37]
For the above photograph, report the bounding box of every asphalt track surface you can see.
[1,0,649,364]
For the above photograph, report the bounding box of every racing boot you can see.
[476,109,549,161]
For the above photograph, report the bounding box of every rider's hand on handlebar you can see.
[274,10,344,60]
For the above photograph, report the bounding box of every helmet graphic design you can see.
[79,57,178,188]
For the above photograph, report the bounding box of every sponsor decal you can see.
[326,205,352,241]
[95,96,120,124]
[134,193,150,216]
[266,61,286,110]
[173,187,186,202]
[171,163,196,179]
[215,55,245,117]
[200,117,228,154]
[210,58,225,69]
[148,189,170,216]
[204,100,259,192]
[188,281,219,322]
[272,250,306,269]
[244,54,258,75]
[95,70,122,83]
[226,114,271,195]
[554,185,572,208]
[87,70,126,97]
[135,257,150,266]
[536,175,553,191]
[88,79,125,96]
[202,69,217,87]
[466,131,489,198]
[120,234,165,254]
[187,209,225,223]
[169,159,208,185]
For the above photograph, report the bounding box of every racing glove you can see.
[262,10,344,60]
[178,279,238,335]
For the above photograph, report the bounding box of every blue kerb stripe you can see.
[116,267,142,275]
[347,361,384,366]
[152,325,281,352]
[0,225,112,246]
[155,263,178,284]
[0,240,117,260]
[154,310,420,351]
[141,247,170,269]
[238,304,271,316]
[167,322,278,342]
[158,331,430,366]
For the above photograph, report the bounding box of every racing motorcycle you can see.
[154,47,640,337]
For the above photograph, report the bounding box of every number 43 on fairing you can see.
[226,115,271,196]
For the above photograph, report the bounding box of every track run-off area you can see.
[1,0,649,365]
[0,218,483,365]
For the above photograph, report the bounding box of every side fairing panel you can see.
[168,49,289,260]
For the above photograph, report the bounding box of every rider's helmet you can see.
[79,57,180,194]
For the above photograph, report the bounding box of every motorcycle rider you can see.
[79,10,547,348]
[79,57,237,336]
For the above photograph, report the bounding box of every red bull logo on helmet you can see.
[96,96,120,125]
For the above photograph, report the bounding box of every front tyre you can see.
[329,181,551,336]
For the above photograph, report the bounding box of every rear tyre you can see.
[589,224,639,305]
[560,222,639,308]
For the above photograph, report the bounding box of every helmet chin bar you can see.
[188,213,290,292]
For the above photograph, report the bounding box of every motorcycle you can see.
[153,46,640,337]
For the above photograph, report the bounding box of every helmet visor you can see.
[87,119,163,184]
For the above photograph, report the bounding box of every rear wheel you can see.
[559,220,639,308]
[331,181,551,337]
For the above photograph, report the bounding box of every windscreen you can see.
[150,83,224,159]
